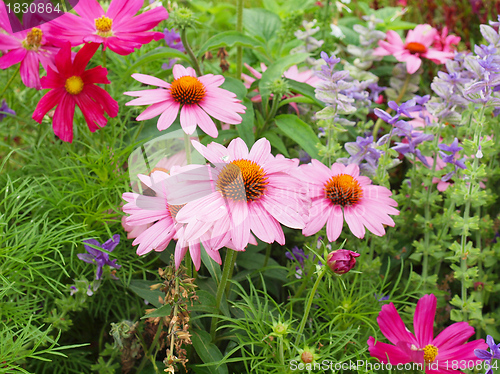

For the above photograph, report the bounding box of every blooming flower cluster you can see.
[122,137,399,269]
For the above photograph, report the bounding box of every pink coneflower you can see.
[32,42,118,143]
[368,294,487,371]
[46,0,168,55]
[301,161,398,241]
[122,167,222,270]
[172,138,308,251]
[0,1,59,89]
[433,27,460,52]
[124,64,246,137]
[374,24,455,74]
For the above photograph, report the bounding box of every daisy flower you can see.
[172,138,308,251]
[32,42,118,143]
[368,294,487,371]
[373,24,455,74]
[124,65,246,137]
[301,161,398,241]
[122,167,222,270]
[46,0,168,55]
[0,1,59,89]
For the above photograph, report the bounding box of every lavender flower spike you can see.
[78,235,121,280]
[0,100,16,122]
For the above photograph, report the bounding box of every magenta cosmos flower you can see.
[0,1,59,89]
[374,24,455,74]
[172,138,308,251]
[122,167,222,270]
[301,161,398,241]
[32,42,118,143]
[124,65,246,137]
[46,0,168,55]
[368,294,487,372]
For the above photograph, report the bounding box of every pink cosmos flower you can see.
[122,167,222,270]
[301,161,399,241]
[368,294,487,372]
[124,65,246,138]
[32,42,118,143]
[242,62,320,113]
[46,0,168,55]
[0,1,59,89]
[171,138,309,251]
[374,24,455,74]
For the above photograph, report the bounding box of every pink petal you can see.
[249,202,285,244]
[432,322,475,351]
[326,205,343,242]
[136,100,172,121]
[106,0,143,20]
[188,243,202,271]
[174,239,188,268]
[436,339,488,362]
[229,200,250,250]
[179,105,198,134]
[227,137,249,160]
[192,140,230,165]
[173,64,196,79]
[157,101,180,131]
[191,106,218,137]
[33,88,66,123]
[414,294,436,347]
[0,48,27,69]
[303,198,330,237]
[198,74,225,88]
[74,0,104,20]
[52,94,75,143]
[131,73,171,88]
[367,337,412,365]
[343,206,366,239]
[20,51,41,89]
[248,138,272,165]
[377,302,418,346]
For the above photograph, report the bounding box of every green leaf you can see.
[197,31,266,57]
[128,280,164,308]
[259,53,309,101]
[387,20,417,30]
[285,79,324,108]
[201,130,238,145]
[243,8,281,43]
[191,329,228,374]
[189,290,230,317]
[237,98,256,148]
[141,304,172,319]
[261,130,289,157]
[220,76,248,99]
[124,48,189,77]
[274,114,319,158]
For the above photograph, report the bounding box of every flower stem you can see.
[0,64,20,99]
[372,73,411,140]
[295,265,327,346]
[236,0,244,79]
[210,248,236,340]
[184,132,192,164]
[180,29,202,77]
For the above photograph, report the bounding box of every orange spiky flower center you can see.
[217,159,268,202]
[324,174,363,206]
[405,42,427,54]
[65,76,84,95]
[170,76,206,105]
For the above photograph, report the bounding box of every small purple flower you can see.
[286,246,307,268]
[387,99,421,117]
[375,293,389,301]
[0,100,16,121]
[438,138,466,181]
[78,235,121,280]
[163,29,185,52]
[475,335,500,374]
[70,285,78,296]
[320,51,340,66]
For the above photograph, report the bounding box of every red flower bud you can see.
[326,250,360,274]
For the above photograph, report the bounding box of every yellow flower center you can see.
[405,42,427,54]
[423,344,438,364]
[216,159,268,202]
[170,76,206,105]
[23,28,43,49]
[95,16,113,36]
[324,174,363,206]
[65,76,84,95]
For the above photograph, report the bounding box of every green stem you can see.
[210,249,236,340]
[422,123,444,282]
[235,0,244,79]
[459,104,485,320]
[372,73,411,140]
[0,64,20,99]
[180,29,202,77]
[184,132,192,164]
[295,266,327,345]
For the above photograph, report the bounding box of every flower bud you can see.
[326,249,360,274]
